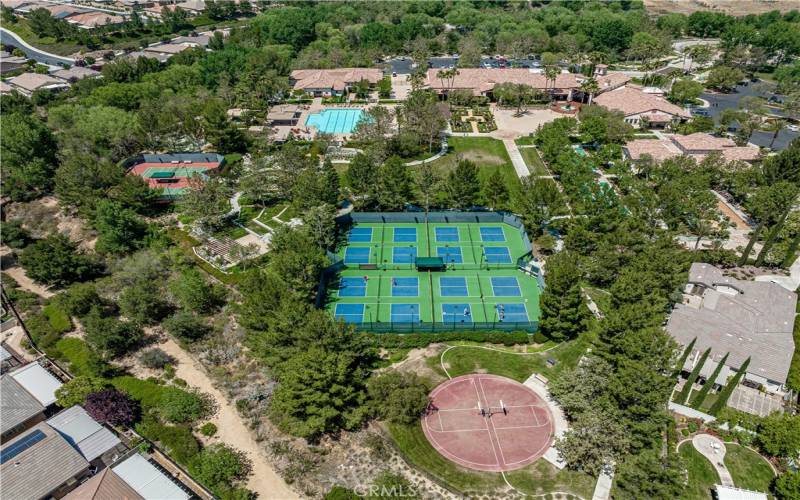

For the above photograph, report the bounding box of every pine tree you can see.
[445,160,480,209]
[321,158,340,205]
[376,157,414,211]
[539,252,589,341]
[482,170,508,208]
[672,337,697,377]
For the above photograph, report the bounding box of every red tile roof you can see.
[425,68,579,95]
[593,86,690,119]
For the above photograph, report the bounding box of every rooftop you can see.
[666,263,797,384]
[52,66,101,81]
[7,73,67,93]
[715,485,769,500]
[112,453,191,500]
[0,374,45,435]
[0,423,89,500]
[8,362,63,406]
[291,68,383,91]
[593,86,690,119]
[425,67,579,95]
[46,405,122,462]
[624,133,761,163]
[66,12,125,28]
[63,467,144,500]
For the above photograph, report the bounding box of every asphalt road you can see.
[701,81,798,150]
[0,27,74,67]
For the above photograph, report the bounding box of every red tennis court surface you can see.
[422,374,553,472]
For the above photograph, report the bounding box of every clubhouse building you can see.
[290,68,384,97]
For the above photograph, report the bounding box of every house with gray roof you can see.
[1,374,46,441]
[666,263,797,397]
[0,423,90,499]
[46,405,124,464]
[1,362,63,442]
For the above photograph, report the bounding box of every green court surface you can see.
[141,166,213,178]
[324,221,541,332]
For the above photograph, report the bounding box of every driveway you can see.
[0,28,74,67]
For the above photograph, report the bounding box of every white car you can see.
[787,124,799,132]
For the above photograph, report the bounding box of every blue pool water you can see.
[305,108,364,134]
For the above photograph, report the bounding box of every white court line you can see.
[530,405,540,426]
[492,423,551,431]
[423,414,497,467]
[471,378,501,467]
[437,411,443,431]
[478,376,508,467]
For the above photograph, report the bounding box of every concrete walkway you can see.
[523,374,568,470]
[592,468,614,500]
[692,434,734,487]
[503,139,530,178]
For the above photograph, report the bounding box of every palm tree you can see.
[579,78,600,105]
[762,118,786,151]
[545,65,559,103]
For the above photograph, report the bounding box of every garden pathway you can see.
[156,338,299,499]
[692,434,734,487]
[502,139,530,178]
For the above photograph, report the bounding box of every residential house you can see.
[52,66,102,83]
[1,362,63,442]
[267,104,302,126]
[4,72,68,96]
[0,423,90,499]
[290,68,384,97]
[592,85,690,128]
[623,132,761,164]
[66,12,125,29]
[666,263,797,399]
[0,55,29,75]
[46,405,125,466]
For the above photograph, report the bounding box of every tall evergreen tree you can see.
[539,251,589,341]
[444,160,480,209]
[376,156,414,211]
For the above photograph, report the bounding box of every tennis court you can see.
[325,219,541,331]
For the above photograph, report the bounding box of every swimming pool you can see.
[305,108,364,134]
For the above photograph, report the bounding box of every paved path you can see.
[692,434,734,487]
[157,338,299,499]
[523,374,568,470]
[592,468,614,500]
[503,139,530,178]
[0,28,74,66]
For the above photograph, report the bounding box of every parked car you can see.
[787,124,799,132]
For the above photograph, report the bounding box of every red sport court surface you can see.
[422,374,553,472]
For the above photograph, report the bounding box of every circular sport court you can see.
[422,374,554,472]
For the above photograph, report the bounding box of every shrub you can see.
[139,348,174,369]
[325,486,360,500]
[119,279,171,325]
[56,282,102,317]
[159,389,213,424]
[532,331,548,344]
[169,269,226,313]
[162,311,211,342]
[84,307,143,358]
[55,376,106,408]
[85,389,140,426]
[366,331,530,349]
[367,372,430,424]
[200,422,218,437]
[136,418,200,465]
[18,234,98,286]
[189,444,253,495]
[1,220,32,248]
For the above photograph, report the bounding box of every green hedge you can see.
[112,376,211,423]
[42,303,72,333]
[136,418,200,465]
[364,331,530,349]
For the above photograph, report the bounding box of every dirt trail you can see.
[3,266,54,298]
[155,338,299,500]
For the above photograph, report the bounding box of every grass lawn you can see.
[725,444,775,493]
[519,147,549,176]
[420,136,521,194]
[3,20,82,56]
[515,136,536,146]
[43,303,72,334]
[678,442,719,500]
[388,422,505,495]
[430,333,592,383]
[505,460,595,499]
[54,338,94,377]
[582,286,612,315]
